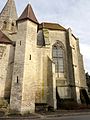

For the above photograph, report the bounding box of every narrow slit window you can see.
[20,41,21,45]
[29,55,31,60]
[11,22,14,31]
[17,76,19,83]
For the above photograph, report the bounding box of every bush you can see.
[8,109,21,116]
[0,98,8,108]
[59,99,78,110]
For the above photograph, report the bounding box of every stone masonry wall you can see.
[0,44,14,99]
[47,56,56,109]
[36,29,72,101]
[21,20,37,113]
[10,20,38,113]
[10,21,28,112]
[69,29,87,102]
[49,29,71,99]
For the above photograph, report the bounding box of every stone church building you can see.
[0,0,87,113]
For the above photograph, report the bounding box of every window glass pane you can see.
[53,58,58,72]
[57,48,63,57]
[58,58,63,65]
[53,58,57,64]
[58,65,64,72]
[53,49,57,57]
[55,64,58,73]
[58,58,64,72]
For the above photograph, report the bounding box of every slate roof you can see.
[39,22,66,31]
[17,4,38,24]
[0,30,13,44]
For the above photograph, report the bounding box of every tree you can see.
[86,72,90,93]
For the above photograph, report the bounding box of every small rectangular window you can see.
[29,55,31,60]
[20,41,21,45]
[17,76,19,83]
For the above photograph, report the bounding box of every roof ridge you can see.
[39,22,66,31]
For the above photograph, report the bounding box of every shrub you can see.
[59,99,78,110]
[0,98,8,108]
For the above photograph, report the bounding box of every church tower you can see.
[10,4,38,113]
[0,0,17,32]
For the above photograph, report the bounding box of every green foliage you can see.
[80,89,90,105]
[59,99,78,110]
[86,72,90,93]
[86,72,90,80]
[7,109,21,116]
[0,98,9,116]
[0,98,8,108]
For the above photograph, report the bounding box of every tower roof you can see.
[0,30,13,44]
[17,4,38,24]
[0,0,18,21]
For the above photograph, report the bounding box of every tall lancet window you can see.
[52,41,64,73]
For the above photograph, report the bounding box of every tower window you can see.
[20,41,21,45]
[52,42,64,73]
[17,76,19,83]
[29,55,31,60]
[11,22,14,31]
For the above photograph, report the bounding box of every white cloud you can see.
[80,43,90,74]
[0,0,90,74]
[80,44,90,59]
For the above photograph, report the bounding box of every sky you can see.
[0,0,90,74]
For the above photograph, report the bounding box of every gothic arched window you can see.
[52,41,64,73]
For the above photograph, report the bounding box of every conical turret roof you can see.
[17,4,38,24]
